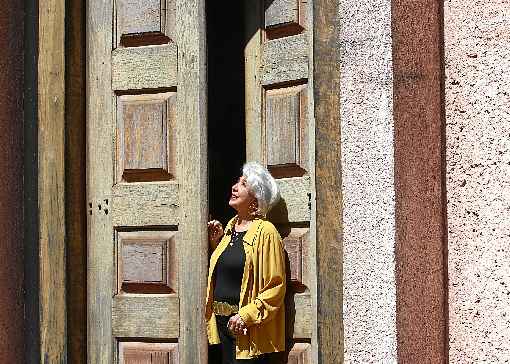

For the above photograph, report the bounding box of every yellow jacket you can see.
[205,216,286,359]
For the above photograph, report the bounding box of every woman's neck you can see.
[235,212,254,231]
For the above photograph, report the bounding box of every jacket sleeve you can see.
[238,226,286,326]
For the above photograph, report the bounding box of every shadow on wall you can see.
[268,199,302,364]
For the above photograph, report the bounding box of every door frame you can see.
[312,1,344,363]
[33,0,344,362]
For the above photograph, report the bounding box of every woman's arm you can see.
[238,227,286,326]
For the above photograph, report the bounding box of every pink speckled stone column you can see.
[445,0,510,362]
[339,0,398,362]
[392,0,448,362]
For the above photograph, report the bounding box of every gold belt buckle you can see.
[213,301,239,316]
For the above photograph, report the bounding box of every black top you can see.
[213,230,247,305]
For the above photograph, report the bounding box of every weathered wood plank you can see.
[288,342,312,363]
[117,230,178,294]
[112,44,178,90]
[116,92,177,183]
[116,0,176,46]
[292,293,312,338]
[112,182,180,227]
[305,23,319,364]
[262,33,308,86]
[175,0,209,363]
[313,0,344,360]
[269,177,310,223]
[247,3,315,363]
[265,0,299,28]
[265,84,309,175]
[119,342,179,364]
[281,227,311,289]
[116,0,162,36]
[112,295,179,338]
[87,0,115,361]
[266,87,300,166]
[38,0,67,362]
[245,1,263,163]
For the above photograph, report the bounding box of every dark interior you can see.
[206,3,247,362]
[206,1,247,225]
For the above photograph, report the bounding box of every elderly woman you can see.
[206,162,286,364]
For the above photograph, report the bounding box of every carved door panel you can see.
[245,1,315,363]
[87,1,208,363]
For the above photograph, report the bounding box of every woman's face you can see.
[229,176,257,212]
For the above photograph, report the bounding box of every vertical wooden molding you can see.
[86,0,114,361]
[244,0,263,163]
[313,0,344,363]
[176,0,209,362]
[38,0,67,362]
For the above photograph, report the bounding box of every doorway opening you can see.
[206,1,247,225]
[206,4,247,362]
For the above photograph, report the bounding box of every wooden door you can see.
[245,1,315,363]
[87,1,208,363]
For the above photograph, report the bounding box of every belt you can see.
[212,301,239,316]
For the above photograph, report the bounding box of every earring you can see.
[250,202,258,216]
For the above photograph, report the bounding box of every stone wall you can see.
[337,0,510,362]
[339,0,397,362]
[445,0,510,362]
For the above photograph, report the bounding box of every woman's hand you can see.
[227,314,247,336]
[207,219,224,249]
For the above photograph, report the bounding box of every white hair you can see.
[242,161,280,216]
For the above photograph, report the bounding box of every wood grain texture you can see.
[121,99,167,169]
[112,44,178,90]
[292,293,312,338]
[117,230,178,294]
[285,293,313,340]
[262,33,308,86]
[247,2,315,361]
[119,342,179,364]
[117,0,162,36]
[266,88,299,166]
[265,84,308,176]
[38,0,67,361]
[121,242,168,284]
[268,177,311,223]
[116,0,176,46]
[111,182,179,227]
[245,0,263,163]
[288,342,312,363]
[303,1,318,359]
[112,295,179,338]
[116,92,177,183]
[265,0,299,28]
[87,0,115,361]
[283,227,310,288]
[175,0,209,362]
[313,0,344,361]
[90,0,203,360]
[264,0,307,40]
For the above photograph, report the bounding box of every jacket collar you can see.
[224,216,263,246]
